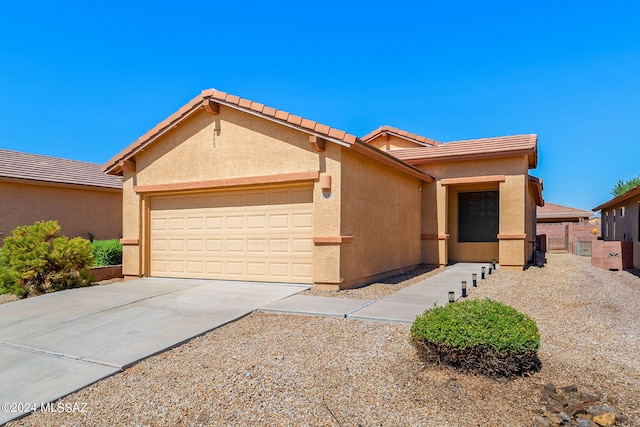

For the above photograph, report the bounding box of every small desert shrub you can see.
[0,220,94,297]
[91,239,123,266]
[411,298,541,377]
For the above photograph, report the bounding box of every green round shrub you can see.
[411,298,541,377]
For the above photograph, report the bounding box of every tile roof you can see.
[0,149,122,190]
[102,89,434,183]
[593,185,640,211]
[387,134,538,168]
[361,125,441,146]
[102,89,359,175]
[537,202,593,219]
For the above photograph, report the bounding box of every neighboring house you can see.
[593,186,640,269]
[536,202,599,255]
[0,149,123,243]
[102,89,544,289]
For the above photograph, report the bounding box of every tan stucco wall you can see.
[0,180,122,243]
[367,135,426,151]
[311,143,343,285]
[420,181,447,266]
[418,156,532,268]
[338,148,422,288]
[120,105,346,283]
[446,182,500,263]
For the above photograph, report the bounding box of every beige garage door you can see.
[149,185,314,283]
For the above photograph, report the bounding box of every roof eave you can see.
[351,141,434,183]
[593,186,640,211]
[400,149,536,166]
[102,93,205,175]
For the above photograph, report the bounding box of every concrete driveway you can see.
[0,278,309,424]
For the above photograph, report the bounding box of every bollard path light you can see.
[472,273,478,287]
[448,291,455,303]
[492,258,497,269]
[461,281,467,298]
[488,265,492,275]
[481,266,486,280]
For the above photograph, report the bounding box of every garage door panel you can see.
[268,214,289,228]
[293,213,313,228]
[247,215,266,229]
[206,216,223,229]
[225,215,244,229]
[187,261,204,274]
[269,263,290,277]
[247,239,266,253]
[150,186,313,283]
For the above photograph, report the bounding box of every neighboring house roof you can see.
[102,89,434,183]
[0,149,122,190]
[387,134,538,168]
[361,125,441,147]
[593,186,640,211]
[537,202,593,221]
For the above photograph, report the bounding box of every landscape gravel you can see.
[5,253,640,426]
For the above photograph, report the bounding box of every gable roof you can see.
[361,125,441,147]
[102,89,434,183]
[0,149,122,190]
[537,202,593,220]
[387,134,538,168]
[593,186,640,211]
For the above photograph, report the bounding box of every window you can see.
[458,191,499,242]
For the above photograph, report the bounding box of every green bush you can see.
[411,298,541,377]
[91,239,123,266]
[0,220,94,297]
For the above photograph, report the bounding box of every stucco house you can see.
[103,89,543,289]
[593,186,640,269]
[536,202,599,255]
[0,149,123,243]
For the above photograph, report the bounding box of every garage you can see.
[149,185,314,283]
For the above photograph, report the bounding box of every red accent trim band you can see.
[497,233,527,240]
[134,171,319,194]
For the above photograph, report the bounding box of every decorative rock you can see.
[538,384,620,426]
[542,411,563,425]
[532,415,553,427]
[587,404,617,417]
[542,383,557,396]
[592,412,616,427]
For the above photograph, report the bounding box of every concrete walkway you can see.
[0,279,309,425]
[260,262,498,324]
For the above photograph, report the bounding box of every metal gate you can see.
[576,241,593,257]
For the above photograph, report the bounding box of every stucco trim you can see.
[440,175,506,186]
[497,233,527,240]
[313,236,354,244]
[421,233,450,240]
[120,238,139,245]
[134,171,320,194]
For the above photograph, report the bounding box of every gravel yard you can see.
[6,253,640,426]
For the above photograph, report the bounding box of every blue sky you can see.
[1,1,638,211]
